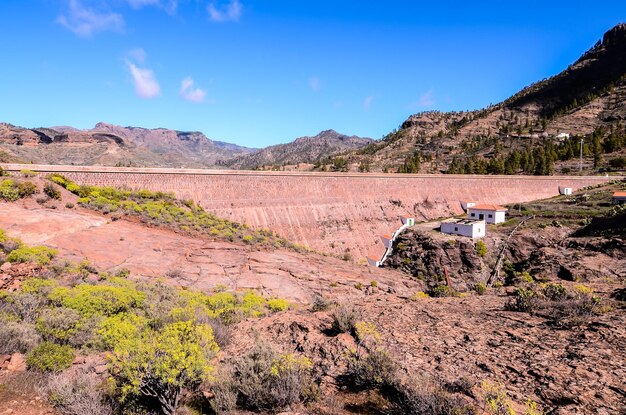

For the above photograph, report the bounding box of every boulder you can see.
[7,353,26,372]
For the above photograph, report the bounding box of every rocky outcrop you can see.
[385,229,488,290]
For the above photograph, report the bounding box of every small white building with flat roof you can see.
[441,219,486,238]
[467,204,508,224]
[400,215,415,226]
[559,186,573,195]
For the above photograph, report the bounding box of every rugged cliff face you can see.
[0,122,256,168]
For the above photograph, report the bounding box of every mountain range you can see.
[1,24,626,173]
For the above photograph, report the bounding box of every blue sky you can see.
[1,1,625,147]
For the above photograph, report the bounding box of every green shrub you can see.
[7,245,58,265]
[428,284,459,298]
[26,341,75,372]
[36,307,82,344]
[0,179,20,201]
[475,240,487,257]
[348,347,397,389]
[44,183,61,200]
[19,169,37,178]
[267,298,289,312]
[49,280,145,317]
[473,282,487,295]
[106,320,218,415]
[234,341,314,411]
[17,181,38,198]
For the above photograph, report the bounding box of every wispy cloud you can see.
[363,95,374,110]
[179,77,207,103]
[207,0,243,22]
[308,76,321,92]
[127,61,161,99]
[412,88,435,108]
[126,0,160,8]
[126,0,179,14]
[57,0,124,37]
[126,47,147,63]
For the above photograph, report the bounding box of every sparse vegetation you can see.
[330,303,360,334]
[44,183,61,200]
[476,240,487,257]
[46,174,306,251]
[506,282,601,327]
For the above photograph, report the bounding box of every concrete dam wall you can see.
[3,164,615,258]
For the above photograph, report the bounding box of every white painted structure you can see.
[367,257,382,267]
[559,186,573,195]
[467,204,508,224]
[460,201,476,211]
[556,133,570,140]
[400,215,415,226]
[380,234,393,248]
[440,219,486,238]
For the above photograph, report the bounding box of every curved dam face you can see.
[3,164,615,259]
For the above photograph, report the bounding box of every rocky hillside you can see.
[336,24,626,175]
[385,180,626,290]
[222,129,373,169]
[0,122,256,168]
[0,173,624,414]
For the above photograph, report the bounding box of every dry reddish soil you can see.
[229,290,626,415]
[0,199,416,303]
[1,180,624,415]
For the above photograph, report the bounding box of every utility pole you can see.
[579,138,584,174]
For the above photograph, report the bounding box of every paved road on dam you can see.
[2,164,619,259]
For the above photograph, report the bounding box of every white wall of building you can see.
[441,220,485,238]
[468,209,506,224]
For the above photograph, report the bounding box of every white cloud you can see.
[179,77,207,103]
[126,48,147,63]
[126,0,179,14]
[127,61,161,99]
[57,0,124,37]
[126,0,160,8]
[207,0,243,22]
[363,95,374,110]
[412,88,435,108]
[308,76,321,92]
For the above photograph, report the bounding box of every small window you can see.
[471,213,475,217]
[454,227,458,231]
[488,214,493,218]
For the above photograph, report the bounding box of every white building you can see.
[556,133,570,140]
[400,215,415,226]
[559,186,573,195]
[467,204,508,224]
[367,256,382,267]
[380,234,393,248]
[440,219,486,238]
